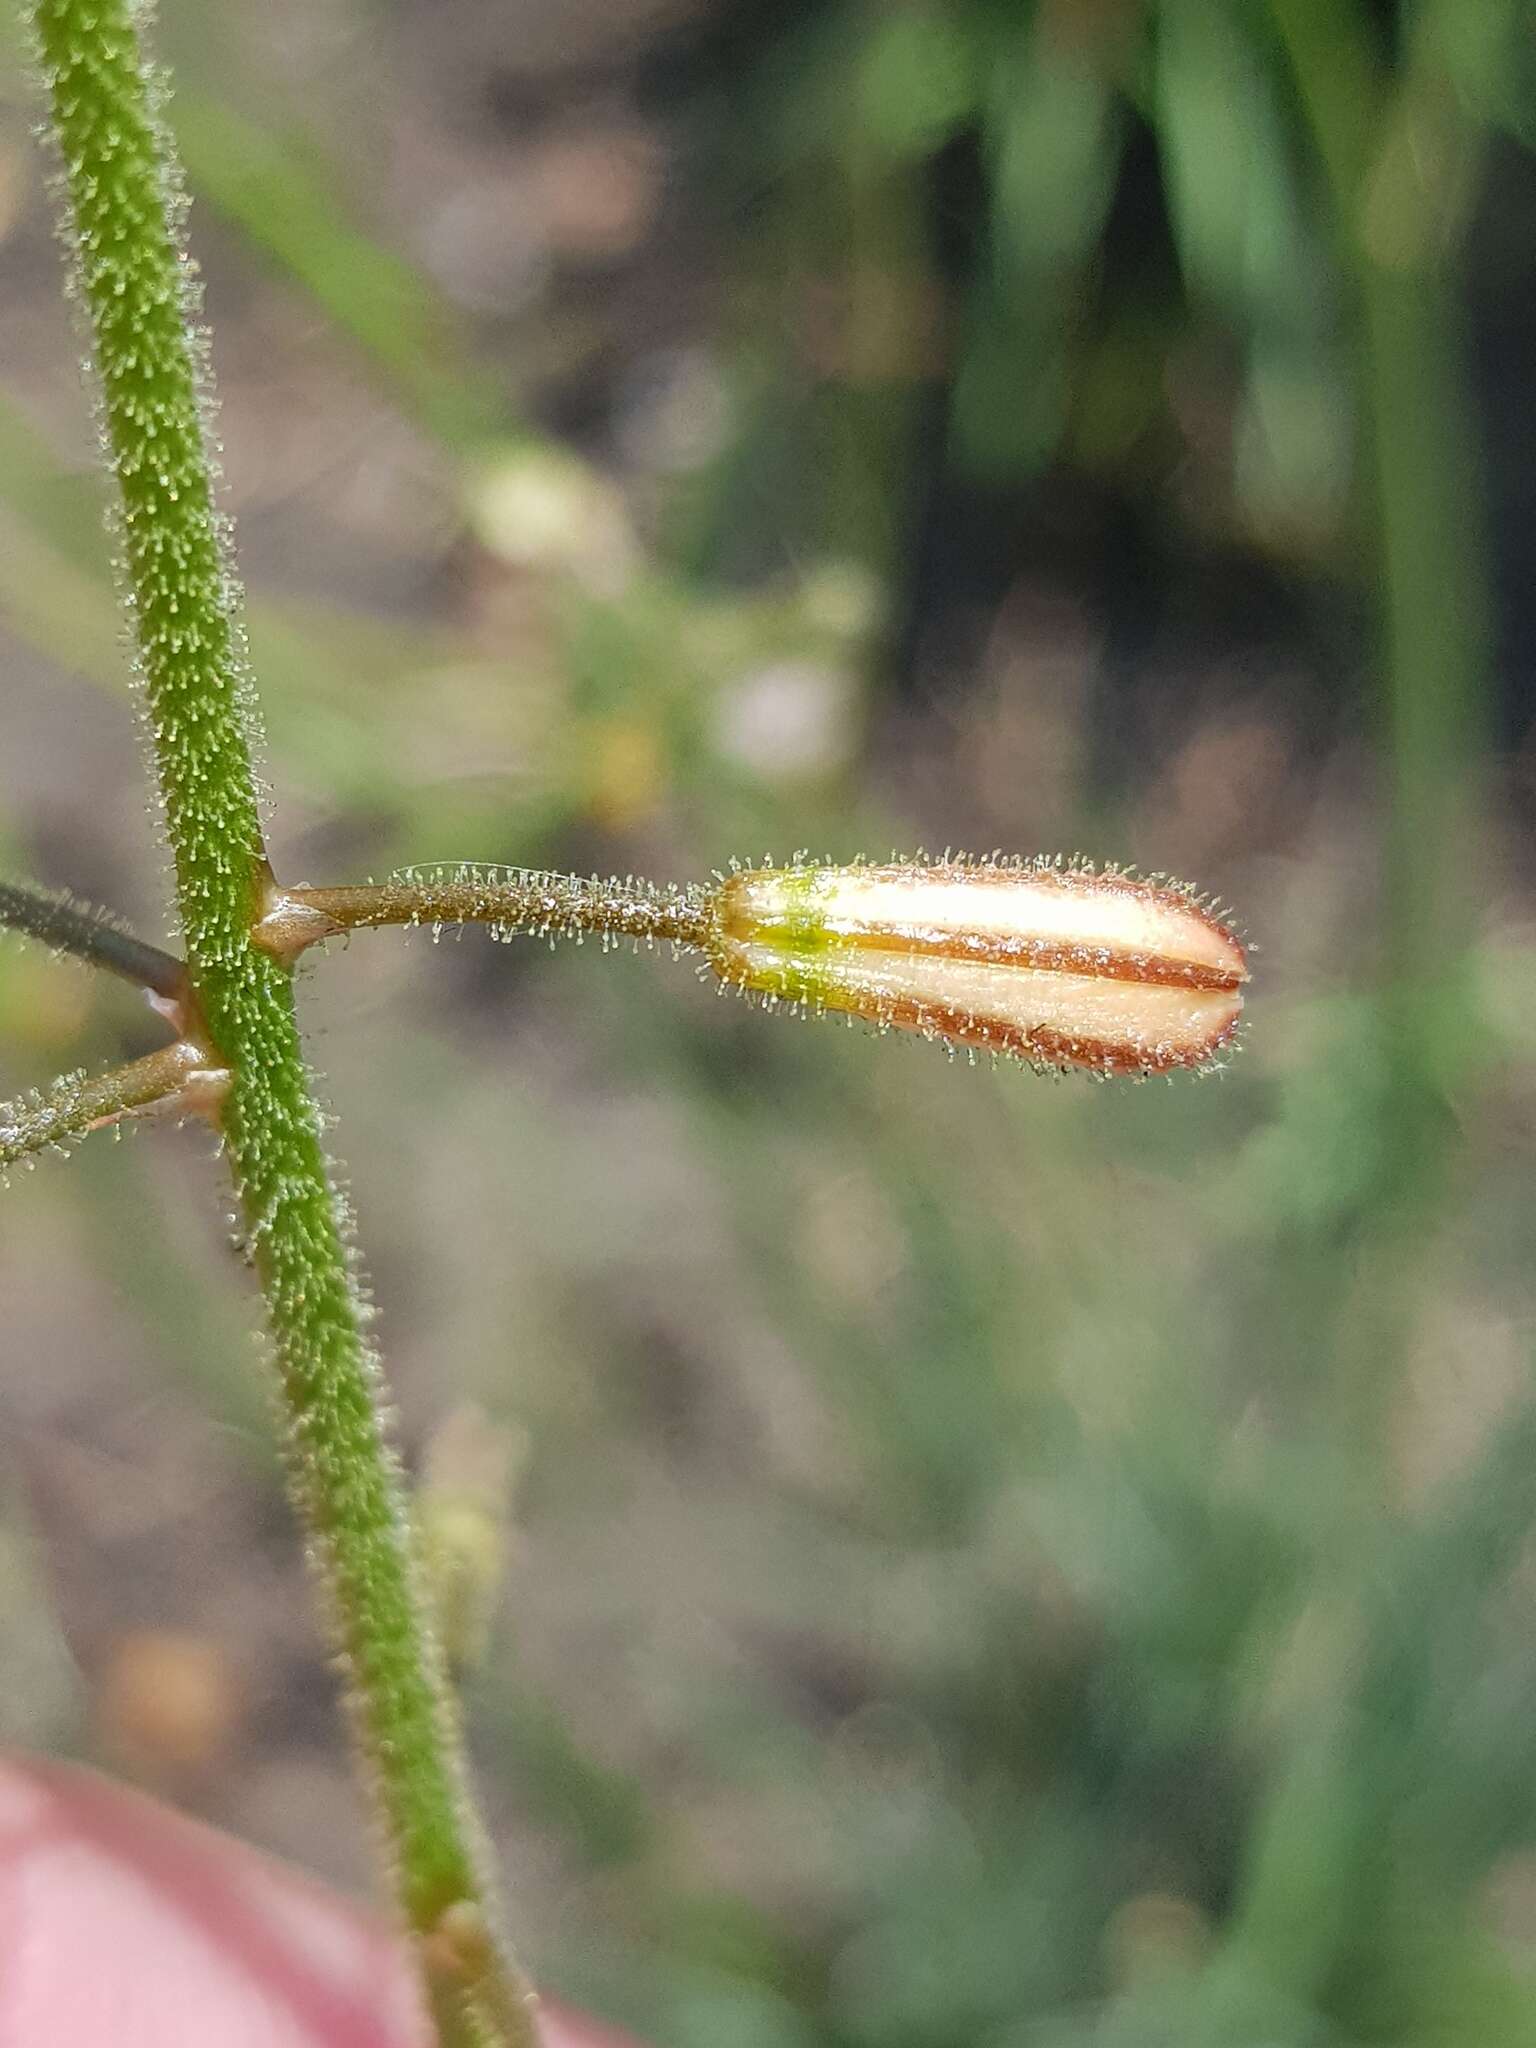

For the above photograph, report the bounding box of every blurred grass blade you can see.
[951,15,1125,478]
[171,92,505,451]
[1155,1,1324,333]
[853,8,979,163]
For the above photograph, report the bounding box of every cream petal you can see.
[709,860,1247,1074]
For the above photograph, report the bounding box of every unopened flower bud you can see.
[705,858,1247,1075]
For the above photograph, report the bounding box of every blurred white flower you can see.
[469,444,639,595]
[711,660,857,784]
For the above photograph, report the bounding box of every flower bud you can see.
[705,858,1247,1075]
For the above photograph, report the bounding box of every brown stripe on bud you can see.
[704,859,1248,1075]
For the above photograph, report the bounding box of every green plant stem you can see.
[27,2,530,2038]
[1269,0,1488,1218]
[0,878,187,1002]
[1210,0,1494,2021]
[171,91,503,453]
[256,869,712,960]
[1,1040,213,1170]
[1268,0,1490,1480]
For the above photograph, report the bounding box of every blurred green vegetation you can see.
[3,1,1536,2045]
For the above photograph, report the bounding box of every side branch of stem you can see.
[1,1040,220,1169]
[0,879,189,1004]
[256,873,713,962]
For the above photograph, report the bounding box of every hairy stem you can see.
[0,878,187,1002]
[0,1041,214,1170]
[28,1,530,2036]
[256,868,712,961]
